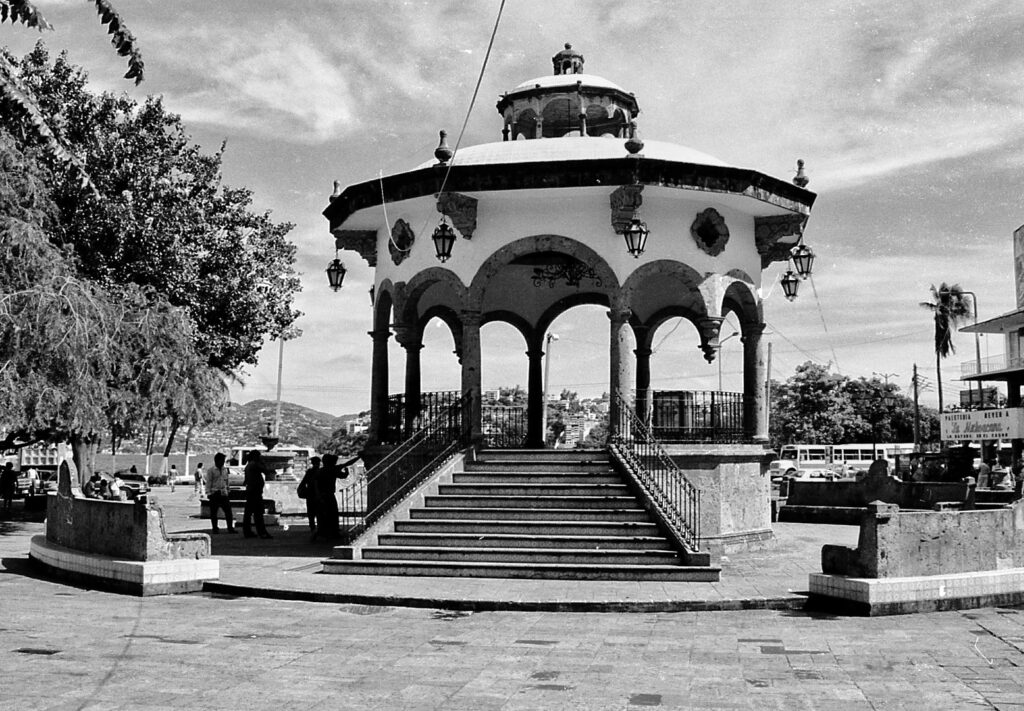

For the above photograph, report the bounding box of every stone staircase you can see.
[321,449,720,581]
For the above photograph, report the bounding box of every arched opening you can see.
[480,320,530,448]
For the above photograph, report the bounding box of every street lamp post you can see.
[718,331,739,392]
[960,290,983,408]
[542,333,559,447]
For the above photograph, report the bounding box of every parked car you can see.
[15,469,43,497]
[117,472,150,499]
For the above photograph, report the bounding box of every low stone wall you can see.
[822,500,1024,579]
[785,471,974,511]
[30,461,216,595]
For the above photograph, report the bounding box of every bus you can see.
[830,443,916,476]
[769,444,833,480]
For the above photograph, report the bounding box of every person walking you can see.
[298,457,321,541]
[189,462,204,501]
[242,449,271,539]
[204,453,235,534]
[1,462,17,511]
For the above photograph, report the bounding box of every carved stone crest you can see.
[436,192,478,240]
[335,230,377,268]
[754,214,806,268]
[609,184,643,234]
[690,208,730,257]
[389,219,415,266]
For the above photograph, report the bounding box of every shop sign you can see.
[941,408,1024,441]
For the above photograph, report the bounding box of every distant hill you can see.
[118,400,363,454]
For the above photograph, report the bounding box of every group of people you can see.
[82,471,127,500]
[203,450,272,538]
[298,453,357,542]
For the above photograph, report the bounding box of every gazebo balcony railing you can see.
[609,394,701,550]
[650,390,749,443]
[385,391,527,449]
[481,405,528,449]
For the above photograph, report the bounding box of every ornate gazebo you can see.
[324,43,815,459]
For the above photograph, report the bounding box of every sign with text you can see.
[941,408,1024,442]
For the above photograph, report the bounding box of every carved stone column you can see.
[526,338,545,448]
[742,323,768,443]
[608,306,635,437]
[368,326,391,445]
[394,325,422,436]
[460,310,483,444]
[633,325,653,426]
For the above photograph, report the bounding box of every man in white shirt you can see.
[204,453,236,534]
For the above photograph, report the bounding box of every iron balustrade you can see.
[383,390,463,445]
[609,394,701,551]
[482,405,528,448]
[961,353,1024,377]
[651,390,748,443]
[338,393,470,541]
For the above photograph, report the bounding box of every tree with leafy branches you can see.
[920,283,973,413]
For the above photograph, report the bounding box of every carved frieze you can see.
[389,219,415,266]
[690,208,730,256]
[335,229,377,268]
[609,184,643,234]
[754,214,807,268]
[436,192,478,239]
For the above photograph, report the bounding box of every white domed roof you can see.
[509,72,628,94]
[414,136,731,171]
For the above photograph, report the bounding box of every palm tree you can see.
[920,283,973,412]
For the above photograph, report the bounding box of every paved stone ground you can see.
[5,492,1024,708]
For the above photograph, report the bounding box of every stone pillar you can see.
[368,326,391,445]
[742,323,768,443]
[1009,380,1023,465]
[633,325,653,427]
[526,338,545,448]
[608,306,635,437]
[461,310,483,444]
[395,326,422,436]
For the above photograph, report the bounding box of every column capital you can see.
[368,328,392,343]
[393,324,422,351]
[607,307,632,326]
[740,322,767,343]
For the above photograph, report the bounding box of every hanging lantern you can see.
[622,216,649,258]
[432,219,456,263]
[326,250,346,292]
[781,268,800,301]
[791,243,815,279]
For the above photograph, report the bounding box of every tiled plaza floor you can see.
[5,492,1024,708]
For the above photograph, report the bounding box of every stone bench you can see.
[29,461,218,595]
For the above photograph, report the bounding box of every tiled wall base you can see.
[29,535,219,596]
[808,569,1024,616]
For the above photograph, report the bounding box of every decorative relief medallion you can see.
[436,192,478,240]
[609,184,643,234]
[690,208,730,257]
[389,219,415,266]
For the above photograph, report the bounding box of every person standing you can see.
[192,462,204,499]
[0,462,17,511]
[315,454,357,541]
[242,450,271,539]
[204,453,235,534]
[298,457,321,541]
[168,464,178,492]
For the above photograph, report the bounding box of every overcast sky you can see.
[7,0,1024,416]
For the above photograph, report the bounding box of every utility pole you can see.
[913,363,920,451]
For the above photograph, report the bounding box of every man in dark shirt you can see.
[242,449,271,539]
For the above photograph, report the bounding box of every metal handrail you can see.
[609,394,701,550]
[338,393,470,541]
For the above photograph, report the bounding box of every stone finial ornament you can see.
[329,180,342,202]
[624,121,644,155]
[793,159,809,188]
[434,130,454,164]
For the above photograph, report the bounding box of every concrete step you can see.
[408,507,652,522]
[377,532,671,550]
[423,495,640,510]
[453,472,622,485]
[321,558,721,582]
[361,545,681,565]
[395,519,662,537]
[436,483,631,497]
[463,460,613,474]
[473,449,608,463]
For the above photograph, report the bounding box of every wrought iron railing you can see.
[383,390,462,445]
[338,393,470,541]
[609,394,701,550]
[482,405,527,448]
[961,353,1024,377]
[651,390,748,443]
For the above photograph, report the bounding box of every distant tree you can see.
[316,429,368,460]
[582,415,609,448]
[498,385,527,407]
[769,362,857,448]
[920,283,973,413]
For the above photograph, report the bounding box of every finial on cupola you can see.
[329,180,341,202]
[793,159,809,188]
[624,121,644,155]
[434,130,454,164]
